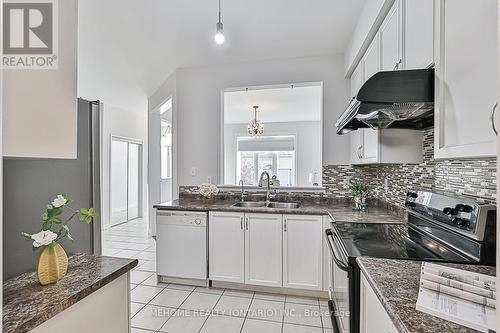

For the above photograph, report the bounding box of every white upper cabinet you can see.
[434,0,497,158]
[2,0,78,158]
[283,215,323,291]
[244,213,283,287]
[380,0,402,71]
[209,212,245,283]
[404,0,434,69]
[350,62,364,98]
[364,37,380,81]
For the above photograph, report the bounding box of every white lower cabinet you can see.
[283,215,323,291]
[245,213,283,287]
[209,212,324,291]
[360,273,397,333]
[208,212,245,283]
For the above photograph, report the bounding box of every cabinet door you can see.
[364,37,380,81]
[404,0,434,69]
[209,212,245,283]
[245,214,283,287]
[351,62,364,98]
[361,129,380,163]
[360,274,395,333]
[434,0,497,158]
[350,131,363,164]
[380,0,402,71]
[283,215,323,290]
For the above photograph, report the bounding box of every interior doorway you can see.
[160,98,173,202]
[110,137,143,226]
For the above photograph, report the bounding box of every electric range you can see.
[325,190,496,333]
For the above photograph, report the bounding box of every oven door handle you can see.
[325,229,349,272]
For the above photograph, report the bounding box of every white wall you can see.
[149,55,350,189]
[224,121,322,186]
[101,104,148,229]
[148,72,177,235]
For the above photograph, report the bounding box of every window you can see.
[236,135,296,186]
[161,120,172,179]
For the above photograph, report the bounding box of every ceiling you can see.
[224,84,322,124]
[77,0,366,113]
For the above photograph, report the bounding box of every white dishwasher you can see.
[156,210,208,285]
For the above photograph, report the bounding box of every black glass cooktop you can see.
[333,222,472,263]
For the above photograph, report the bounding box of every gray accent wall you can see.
[3,99,94,279]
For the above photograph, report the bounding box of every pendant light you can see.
[214,0,225,45]
[248,106,264,135]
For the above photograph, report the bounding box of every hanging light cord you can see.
[218,0,222,23]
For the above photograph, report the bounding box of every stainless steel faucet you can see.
[239,180,246,202]
[258,171,275,204]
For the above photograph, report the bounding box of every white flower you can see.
[51,194,67,208]
[31,230,58,248]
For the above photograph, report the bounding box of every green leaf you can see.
[42,220,52,231]
[41,212,49,221]
[48,206,64,217]
[49,216,62,224]
[21,232,32,239]
[62,193,71,204]
[46,204,53,210]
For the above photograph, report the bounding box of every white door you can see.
[245,213,283,287]
[209,212,245,283]
[127,143,140,219]
[434,0,497,158]
[110,138,143,226]
[404,0,434,69]
[110,140,128,225]
[283,215,323,290]
[380,0,402,71]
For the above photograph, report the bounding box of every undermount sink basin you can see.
[266,202,301,209]
[232,201,267,208]
[231,201,301,209]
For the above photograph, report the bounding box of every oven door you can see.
[325,228,351,333]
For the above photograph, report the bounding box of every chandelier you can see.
[248,106,264,135]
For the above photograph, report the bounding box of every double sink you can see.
[232,201,301,209]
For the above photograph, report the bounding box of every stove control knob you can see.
[443,207,457,215]
[455,204,465,212]
[462,205,474,213]
[407,192,418,198]
[452,218,468,227]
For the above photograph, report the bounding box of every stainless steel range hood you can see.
[336,68,434,135]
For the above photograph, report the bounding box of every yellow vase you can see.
[36,243,68,285]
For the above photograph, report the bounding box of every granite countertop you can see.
[356,257,496,333]
[3,254,138,333]
[154,198,406,224]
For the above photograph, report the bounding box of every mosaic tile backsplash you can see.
[323,127,497,207]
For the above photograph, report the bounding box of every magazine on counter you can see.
[416,262,496,333]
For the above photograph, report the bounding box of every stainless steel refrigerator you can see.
[3,98,102,279]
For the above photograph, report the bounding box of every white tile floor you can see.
[103,218,332,333]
